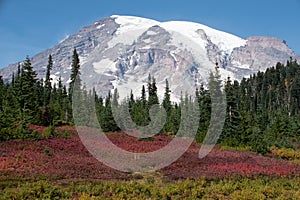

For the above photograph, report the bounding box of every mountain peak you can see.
[0,15,298,101]
[108,15,246,55]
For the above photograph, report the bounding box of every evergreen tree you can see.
[129,90,135,109]
[95,94,104,126]
[147,74,152,99]
[202,66,226,145]
[221,77,242,145]
[73,84,94,126]
[163,79,171,113]
[44,55,53,107]
[11,73,15,88]
[162,79,172,132]
[141,85,146,107]
[291,71,300,115]
[69,48,81,96]
[148,76,159,106]
[112,88,119,107]
[137,85,149,126]
[45,55,53,91]
[195,84,211,142]
[0,76,4,112]
[101,91,119,132]
[18,56,39,126]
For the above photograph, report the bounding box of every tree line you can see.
[0,49,80,139]
[0,50,299,154]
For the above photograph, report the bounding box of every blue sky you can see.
[0,0,300,69]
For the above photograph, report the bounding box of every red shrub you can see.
[0,130,299,181]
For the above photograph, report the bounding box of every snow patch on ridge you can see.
[112,15,158,35]
[146,30,157,35]
[231,61,251,69]
[93,58,117,74]
[111,15,246,55]
[161,21,246,54]
[96,24,105,29]
[50,74,59,85]
[108,15,159,48]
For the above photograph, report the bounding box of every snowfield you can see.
[90,15,249,101]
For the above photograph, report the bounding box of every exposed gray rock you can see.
[227,36,298,79]
[0,16,298,101]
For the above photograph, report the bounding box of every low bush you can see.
[220,145,252,151]
[41,126,58,139]
[59,128,71,139]
[44,146,53,156]
[0,181,70,200]
[1,177,300,199]
[270,146,300,160]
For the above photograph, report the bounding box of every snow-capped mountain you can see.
[0,15,298,101]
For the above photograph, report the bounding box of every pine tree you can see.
[202,66,226,145]
[69,48,81,96]
[19,56,39,126]
[127,89,135,116]
[72,84,94,126]
[195,84,211,142]
[45,55,53,91]
[138,85,149,126]
[170,102,181,134]
[148,76,159,106]
[0,83,21,140]
[162,79,172,132]
[112,88,119,107]
[95,93,104,125]
[11,73,15,88]
[221,77,242,146]
[101,91,119,132]
[163,79,171,114]
[66,49,81,124]
[0,76,5,116]
[291,71,300,115]
[141,85,146,107]
[44,55,53,105]
[147,73,152,99]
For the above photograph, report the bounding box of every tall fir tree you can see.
[19,56,39,126]
[162,79,172,132]
[141,85,146,107]
[148,76,159,106]
[45,55,53,91]
[101,91,119,132]
[195,84,211,142]
[203,65,226,145]
[42,55,53,125]
[69,48,81,96]
[221,77,242,145]
[0,76,4,113]
[162,79,171,114]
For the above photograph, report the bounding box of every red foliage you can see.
[0,130,299,181]
[161,148,300,180]
[107,132,173,152]
[28,124,47,134]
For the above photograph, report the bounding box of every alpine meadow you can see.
[0,14,300,199]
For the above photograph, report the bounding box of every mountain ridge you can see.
[1,15,299,101]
